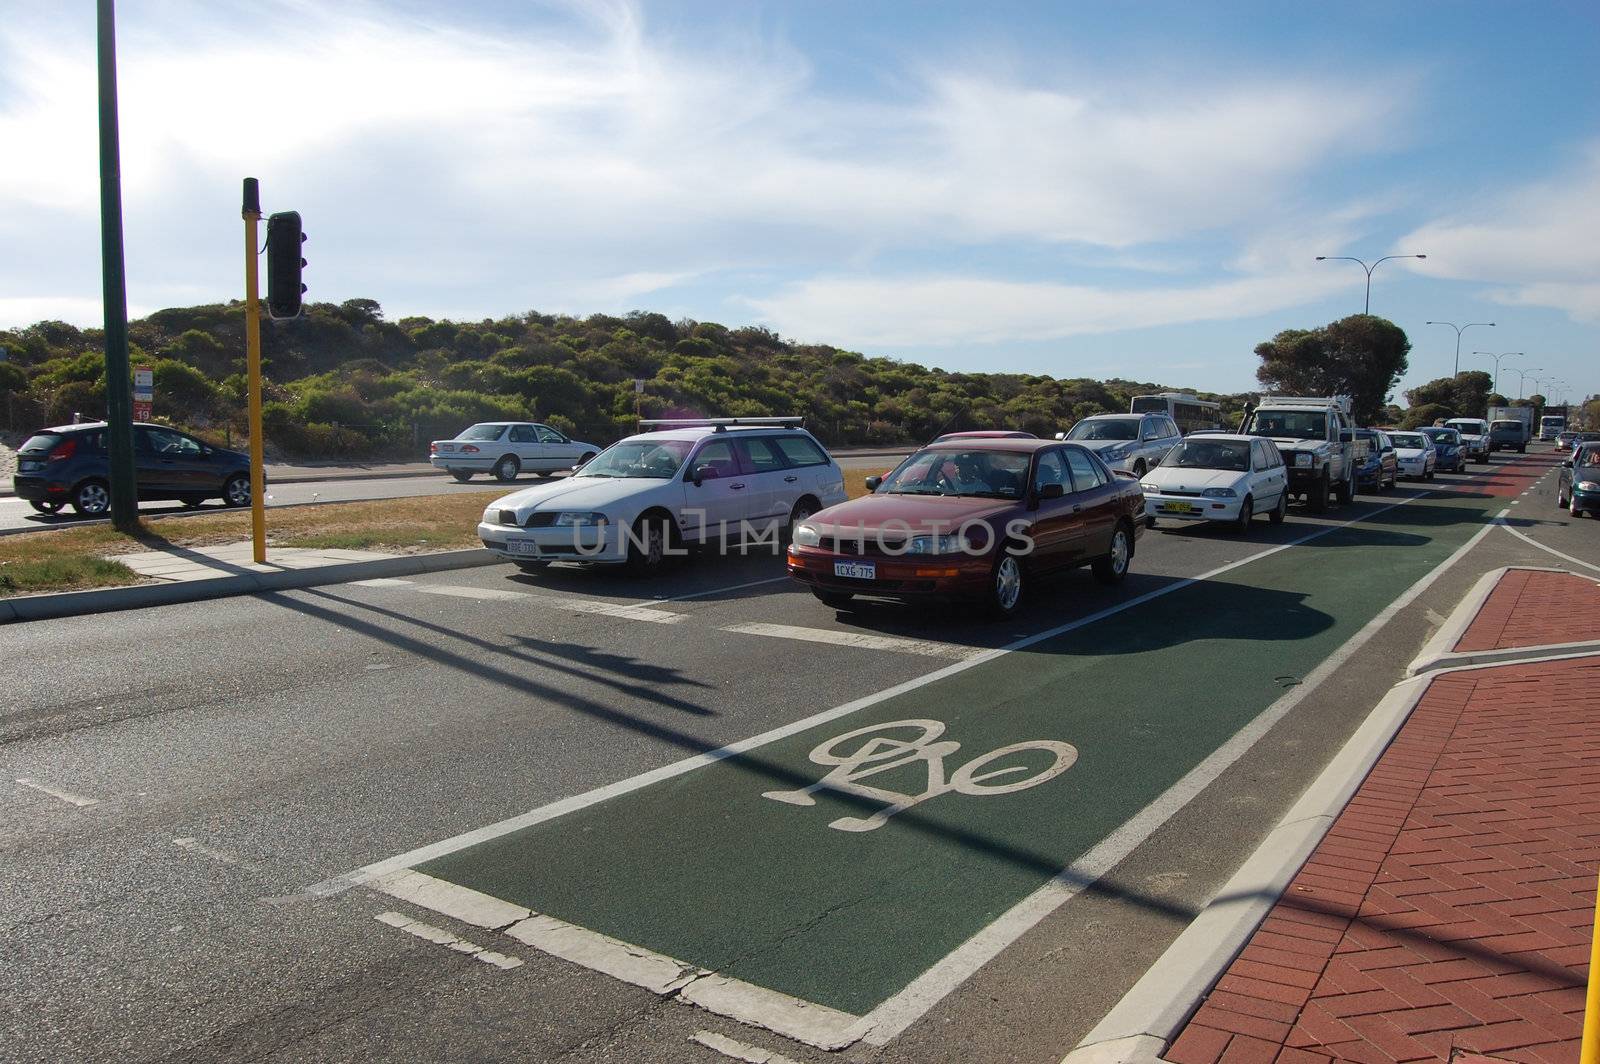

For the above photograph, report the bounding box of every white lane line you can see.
[721,621,985,660]
[690,1030,805,1064]
[374,912,523,970]
[351,577,414,587]
[306,490,1432,896]
[174,837,242,865]
[411,584,686,623]
[658,576,792,603]
[1496,517,1600,573]
[15,778,99,808]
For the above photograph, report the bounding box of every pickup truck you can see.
[1443,418,1490,461]
[1239,396,1362,512]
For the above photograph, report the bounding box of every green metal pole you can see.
[96,0,138,531]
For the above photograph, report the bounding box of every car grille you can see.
[821,535,907,556]
[1158,488,1203,497]
[523,513,559,528]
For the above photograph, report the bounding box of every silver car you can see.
[1058,413,1182,476]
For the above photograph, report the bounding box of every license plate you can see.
[505,539,541,557]
[19,459,42,472]
[1163,501,1194,514]
[833,560,876,580]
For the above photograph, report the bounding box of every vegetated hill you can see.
[0,299,1255,458]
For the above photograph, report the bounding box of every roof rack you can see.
[637,417,804,433]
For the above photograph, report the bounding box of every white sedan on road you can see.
[477,419,848,573]
[431,422,602,482]
[1141,433,1288,532]
[1387,431,1437,480]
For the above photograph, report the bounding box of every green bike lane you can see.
[387,488,1504,1040]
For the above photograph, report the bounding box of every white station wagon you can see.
[1141,433,1289,532]
[477,418,848,572]
[430,422,602,482]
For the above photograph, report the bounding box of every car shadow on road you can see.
[505,549,791,604]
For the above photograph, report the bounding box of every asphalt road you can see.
[3,450,1594,1064]
[0,454,909,535]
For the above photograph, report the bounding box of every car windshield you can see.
[1158,439,1250,472]
[880,448,1032,499]
[1421,428,1458,444]
[1579,446,1600,466]
[1491,422,1521,430]
[1389,433,1426,448]
[458,424,507,441]
[1445,421,1483,433]
[575,439,693,479]
[1247,410,1327,439]
[20,433,64,454]
[1065,418,1138,441]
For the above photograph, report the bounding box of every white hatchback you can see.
[1142,433,1289,532]
[476,419,848,572]
[1387,430,1437,480]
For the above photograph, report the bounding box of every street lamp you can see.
[1423,320,1495,377]
[1473,350,1523,396]
[1507,366,1542,400]
[1316,253,1427,315]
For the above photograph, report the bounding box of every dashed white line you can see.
[690,1030,805,1064]
[410,583,686,623]
[15,778,99,807]
[721,621,984,660]
[658,576,792,603]
[374,911,523,969]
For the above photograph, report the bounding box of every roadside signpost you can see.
[133,366,153,422]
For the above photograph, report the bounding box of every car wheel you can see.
[1573,499,1586,518]
[1144,514,1157,530]
[1131,459,1146,477]
[785,496,821,542]
[578,452,598,468]
[1426,467,1435,481]
[222,474,251,508]
[986,553,1026,617]
[514,560,551,572]
[71,479,111,517]
[1092,522,1133,585]
[625,514,671,575]
[1558,488,1568,507]
[1335,470,1354,504]
[451,471,474,483]
[29,499,64,514]
[813,589,854,609]
[1518,446,1526,454]
[494,455,520,482]
[1231,496,1254,534]
[1270,490,1287,524]
[1308,472,1330,513]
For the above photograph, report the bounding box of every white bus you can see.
[1130,393,1223,434]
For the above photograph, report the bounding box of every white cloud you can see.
[746,270,1351,348]
[1401,144,1600,323]
[0,0,1409,333]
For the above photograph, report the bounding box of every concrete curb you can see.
[1406,566,1593,676]
[0,548,500,624]
[1061,672,1435,1064]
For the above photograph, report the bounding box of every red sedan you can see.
[788,439,1145,616]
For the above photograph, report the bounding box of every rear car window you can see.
[737,437,786,473]
[20,433,64,454]
[771,435,828,467]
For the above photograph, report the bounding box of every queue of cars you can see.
[462,397,1532,618]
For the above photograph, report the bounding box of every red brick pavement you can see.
[1164,655,1600,1064]
[1455,570,1600,653]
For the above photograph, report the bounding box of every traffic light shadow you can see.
[507,550,788,604]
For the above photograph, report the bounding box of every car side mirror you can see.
[692,464,718,486]
[1038,482,1065,500]
[864,475,882,491]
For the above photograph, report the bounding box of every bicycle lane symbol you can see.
[761,719,1079,832]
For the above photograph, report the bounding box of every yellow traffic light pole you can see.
[242,178,267,564]
[1583,865,1600,1064]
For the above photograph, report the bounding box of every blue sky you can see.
[1,0,1596,405]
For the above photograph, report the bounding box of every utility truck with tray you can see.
[1238,395,1362,513]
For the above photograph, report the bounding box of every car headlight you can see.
[481,506,498,524]
[1203,487,1237,498]
[1141,482,1160,493]
[554,511,608,526]
[792,523,822,547]
[1295,453,1313,467]
[1100,445,1130,459]
[906,534,965,555]
[1579,481,1600,492]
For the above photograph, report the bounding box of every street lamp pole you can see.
[1317,253,1428,315]
[1473,350,1523,396]
[1423,320,1495,377]
[1507,367,1541,400]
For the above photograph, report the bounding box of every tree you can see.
[1401,403,1451,430]
[1254,315,1409,424]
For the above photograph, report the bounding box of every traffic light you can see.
[265,211,307,319]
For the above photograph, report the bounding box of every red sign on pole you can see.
[133,400,152,421]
